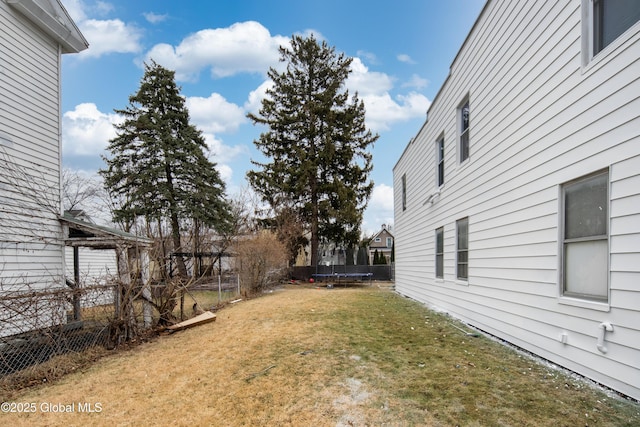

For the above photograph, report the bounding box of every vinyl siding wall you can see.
[65,247,117,307]
[0,2,65,302]
[394,0,640,400]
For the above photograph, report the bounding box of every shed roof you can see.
[61,212,152,249]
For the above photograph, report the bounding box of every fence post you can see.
[218,274,222,303]
[237,274,240,296]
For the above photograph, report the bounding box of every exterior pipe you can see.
[597,322,613,353]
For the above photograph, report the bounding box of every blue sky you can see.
[60,0,485,236]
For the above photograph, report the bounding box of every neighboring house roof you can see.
[369,227,394,249]
[6,0,89,53]
[61,212,152,249]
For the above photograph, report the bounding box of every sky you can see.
[59,0,485,237]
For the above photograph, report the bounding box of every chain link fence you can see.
[0,274,241,398]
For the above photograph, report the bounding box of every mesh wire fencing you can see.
[0,274,240,395]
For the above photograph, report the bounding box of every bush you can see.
[235,232,287,297]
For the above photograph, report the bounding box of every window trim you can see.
[456,217,469,281]
[401,173,407,211]
[558,169,610,305]
[582,0,640,67]
[458,97,470,164]
[436,134,445,188]
[435,227,444,279]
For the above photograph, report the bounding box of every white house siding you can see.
[0,1,85,337]
[394,0,640,400]
[65,247,117,307]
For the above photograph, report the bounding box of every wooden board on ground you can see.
[167,311,216,332]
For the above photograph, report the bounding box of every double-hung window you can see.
[456,218,469,280]
[561,170,609,302]
[458,99,470,163]
[435,227,444,279]
[436,136,445,187]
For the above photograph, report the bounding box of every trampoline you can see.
[311,272,373,287]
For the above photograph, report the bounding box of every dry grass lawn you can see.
[2,284,639,426]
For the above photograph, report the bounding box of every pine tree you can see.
[100,61,231,277]
[247,35,378,267]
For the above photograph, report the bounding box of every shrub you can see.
[235,232,287,297]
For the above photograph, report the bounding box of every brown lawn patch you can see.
[2,285,638,426]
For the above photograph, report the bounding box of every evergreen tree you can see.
[100,61,231,277]
[356,246,368,266]
[390,242,395,263]
[247,35,378,267]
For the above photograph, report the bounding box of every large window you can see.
[593,0,640,55]
[456,218,468,280]
[458,98,470,163]
[561,170,609,301]
[436,136,445,187]
[435,227,444,279]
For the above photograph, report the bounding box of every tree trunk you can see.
[165,163,188,278]
[310,170,319,267]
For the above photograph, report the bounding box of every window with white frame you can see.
[561,170,609,302]
[585,0,640,61]
[386,237,392,248]
[456,217,468,280]
[435,227,444,279]
[436,136,445,187]
[458,98,470,163]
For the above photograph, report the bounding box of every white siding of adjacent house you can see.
[65,247,117,307]
[0,1,65,336]
[394,0,640,400]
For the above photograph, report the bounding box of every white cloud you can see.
[346,58,429,131]
[402,74,429,90]
[244,80,274,115]
[361,92,430,132]
[64,1,142,58]
[79,19,143,58]
[62,0,87,22]
[397,53,416,64]
[143,12,168,24]
[357,50,378,65]
[186,93,246,134]
[144,21,289,81]
[347,57,394,96]
[201,132,247,165]
[62,103,121,156]
[362,183,395,237]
